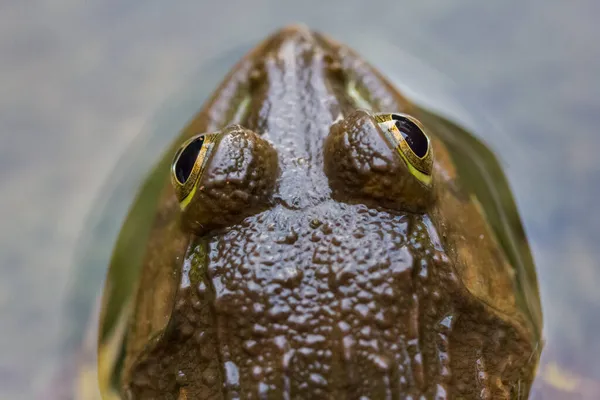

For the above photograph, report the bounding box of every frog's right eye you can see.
[323,109,435,213]
[170,125,279,233]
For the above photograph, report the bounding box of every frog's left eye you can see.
[324,109,434,212]
[171,133,219,209]
[171,125,279,234]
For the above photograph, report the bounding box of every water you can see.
[1,1,599,398]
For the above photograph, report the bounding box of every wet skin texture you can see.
[122,26,539,399]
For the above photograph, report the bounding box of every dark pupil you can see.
[392,115,428,158]
[175,136,204,183]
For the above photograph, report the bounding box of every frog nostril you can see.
[175,136,205,184]
[324,53,342,73]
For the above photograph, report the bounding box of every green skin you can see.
[101,25,542,399]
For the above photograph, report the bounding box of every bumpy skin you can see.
[324,109,434,213]
[122,26,540,399]
[180,125,279,234]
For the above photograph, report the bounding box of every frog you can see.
[95,24,544,399]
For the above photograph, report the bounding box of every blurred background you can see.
[1,1,599,399]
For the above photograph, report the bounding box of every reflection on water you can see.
[2,1,599,399]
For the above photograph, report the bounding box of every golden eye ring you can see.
[171,133,219,210]
[374,113,433,186]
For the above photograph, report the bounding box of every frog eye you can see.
[170,125,279,233]
[373,113,433,186]
[324,109,434,212]
[171,133,219,210]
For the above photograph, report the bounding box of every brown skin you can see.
[177,126,279,234]
[120,25,541,399]
[324,109,434,213]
